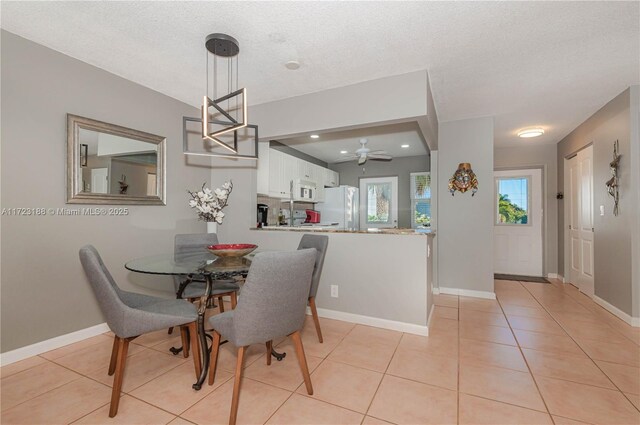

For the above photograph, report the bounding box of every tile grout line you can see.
[496,282,556,424]
[361,325,404,421]
[518,280,640,414]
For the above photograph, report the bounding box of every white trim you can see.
[427,305,436,328]
[308,307,428,336]
[593,296,640,327]
[432,287,440,294]
[547,273,562,280]
[438,287,496,300]
[0,323,110,366]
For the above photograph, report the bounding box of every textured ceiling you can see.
[2,1,638,147]
[279,122,427,163]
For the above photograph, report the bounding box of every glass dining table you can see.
[125,252,260,390]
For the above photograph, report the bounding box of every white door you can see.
[566,146,594,296]
[91,168,109,194]
[494,168,543,276]
[359,176,398,229]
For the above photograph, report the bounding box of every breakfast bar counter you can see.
[250,227,435,236]
[238,228,435,335]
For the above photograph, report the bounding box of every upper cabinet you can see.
[257,144,339,200]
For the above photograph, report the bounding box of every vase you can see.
[206,221,218,234]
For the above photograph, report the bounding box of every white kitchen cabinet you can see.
[323,168,339,187]
[257,142,270,195]
[265,148,339,200]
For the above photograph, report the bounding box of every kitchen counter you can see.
[250,227,435,236]
[240,228,434,335]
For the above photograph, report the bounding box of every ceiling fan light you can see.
[517,128,544,138]
[340,150,348,154]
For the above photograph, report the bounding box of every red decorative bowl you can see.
[207,244,257,257]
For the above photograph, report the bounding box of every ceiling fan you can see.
[333,138,392,165]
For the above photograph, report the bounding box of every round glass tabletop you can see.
[125,252,253,276]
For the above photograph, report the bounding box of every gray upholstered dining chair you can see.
[208,249,317,425]
[79,245,201,418]
[298,234,329,343]
[173,233,240,311]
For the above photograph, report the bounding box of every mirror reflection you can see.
[79,129,158,197]
[67,114,166,205]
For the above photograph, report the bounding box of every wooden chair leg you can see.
[167,326,174,335]
[218,297,225,313]
[108,337,119,376]
[290,331,313,395]
[207,331,221,385]
[266,340,272,365]
[109,337,130,417]
[229,346,246,425]
[230,291,238,309]
[309,297,323,343]
[188,322,201,378]
[180,326,190,358]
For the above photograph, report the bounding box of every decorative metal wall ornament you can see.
[448,162,479,196]
[183,33,258,160]
[605,140,621,216]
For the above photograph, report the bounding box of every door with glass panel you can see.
[359,176,398,229]
[494,169,543,276]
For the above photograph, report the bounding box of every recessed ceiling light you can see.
[340,150,348,154]
[285,60,301,70]
[310,134,320,139]
[517,128,544,138]
[401,144,410,148]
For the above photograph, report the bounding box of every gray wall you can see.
[557,88,634,315]
[437,117,495,293]
[329,155,430,229]
[251,70,430,140]
[1,31,209,352]
[270,141,327,168]
[631,86,640,318]
[494,145,558,275]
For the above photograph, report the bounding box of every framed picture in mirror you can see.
[66,114,166,205]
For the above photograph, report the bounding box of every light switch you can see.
[600,205,605,216]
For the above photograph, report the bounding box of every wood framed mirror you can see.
[67,114,166,205]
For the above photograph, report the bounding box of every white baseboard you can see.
[432,287,440,294]
[593,296,640,327]
[438,287,496,300]
[547,273,563,280]
[309,307,429,336]
[0,323,110,366]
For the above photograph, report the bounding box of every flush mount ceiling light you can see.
[183,33,259,160]
[517,128,545,138]
[310,134,320,139]
[401,144,410,148]
[285,60,301,70]
[340,150,348,154]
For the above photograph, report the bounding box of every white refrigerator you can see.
[316,186,360,230]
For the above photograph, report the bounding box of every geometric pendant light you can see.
[183,33,258,160]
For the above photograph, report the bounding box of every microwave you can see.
[292,179,316,202]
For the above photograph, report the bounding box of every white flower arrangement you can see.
[187,181,233,224]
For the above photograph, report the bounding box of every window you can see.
[496,176,530,225]
[410,172,431,228]
[366,182,392,223]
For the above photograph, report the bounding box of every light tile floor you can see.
[2,279,640,424]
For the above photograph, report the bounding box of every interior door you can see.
[494,168,543,276]
[567,146,594,295]
[359,176,398,229]
[90,168,109,194]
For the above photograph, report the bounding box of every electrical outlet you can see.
[330,285,339,298]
